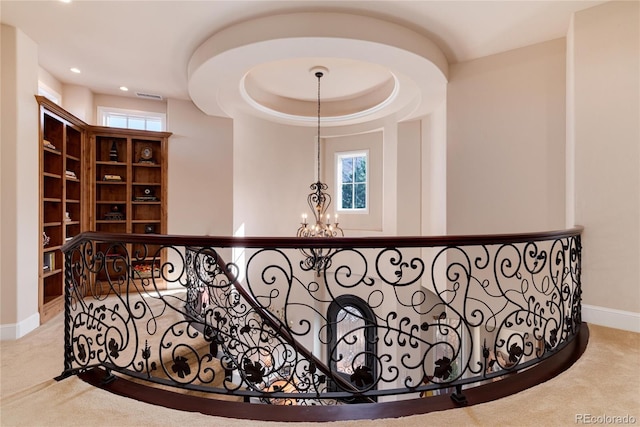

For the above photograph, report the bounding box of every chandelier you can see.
[297,69,343,273]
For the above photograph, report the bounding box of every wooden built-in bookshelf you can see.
[37,96,171,322]
[38,96,88,323]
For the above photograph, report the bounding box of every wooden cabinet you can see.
[89,127,170,291]
[37,96,171,322]
[38,96,88,323]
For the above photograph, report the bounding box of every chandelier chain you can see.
[316,71,322,182]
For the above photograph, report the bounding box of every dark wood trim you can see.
[62,226,584,252]
[77,323,589,422]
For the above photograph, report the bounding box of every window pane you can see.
[341,158,354,183]
[336,306,366,375]
[146,118,162,131]
[355,183,366,209]
[341,184,353,209]
[337,152,367,211]
[128,116,146,130]
[108,115,127,128]
[355,157,366,183]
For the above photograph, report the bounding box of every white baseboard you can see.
[0,312,40,340]
[582,304,640,333]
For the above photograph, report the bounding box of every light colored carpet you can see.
[1,313,638,426]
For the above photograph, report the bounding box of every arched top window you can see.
[327,295,377,395]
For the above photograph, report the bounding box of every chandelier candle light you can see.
[296,68,343,273]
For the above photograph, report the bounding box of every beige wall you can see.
[447,38,567,235]
[233,115,313,237]
[0,25,40,337]
[62,85,94,123]
[397,121,422,236]
[166,99,233,236]
[571,1,640,318]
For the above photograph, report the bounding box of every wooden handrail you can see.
[62,226,584,253]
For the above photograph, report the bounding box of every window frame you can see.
[97,106,166,131]
[38,82,61,105]
[335,150,369,213]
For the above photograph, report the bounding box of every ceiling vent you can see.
[135,92,163,101]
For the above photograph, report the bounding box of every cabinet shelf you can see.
[44,197,62,203]
[43,294,63,306]
[42,268,62,279]
[133,163,161,168]
[44,147,62,155]
[66,154,81,162]
[96,200,127,204]
[96,161,127,166]
[44,172,62,179]
[43,222,62,227]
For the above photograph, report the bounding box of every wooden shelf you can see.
[133,163,161,167]
[44,147,62,155]
[90,130,169,293]
[42,268,62,279]
[38,95,88,324]
[96,161,127,166]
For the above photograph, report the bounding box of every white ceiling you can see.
[1,0,607,125]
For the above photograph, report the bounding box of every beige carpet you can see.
[1,313,638,427]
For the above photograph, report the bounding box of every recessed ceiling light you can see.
[70,67,81,74]
[119,86,129,92]
[60,0,72,3]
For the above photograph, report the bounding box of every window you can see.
[336,151,368,211]
[38,82,61,105]
[327,295,377,397]
[97,106,165,131]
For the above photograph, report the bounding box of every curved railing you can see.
[59,227,585,420]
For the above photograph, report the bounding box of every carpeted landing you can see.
[1,313,638,426]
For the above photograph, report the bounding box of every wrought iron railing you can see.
[60,228,583,415]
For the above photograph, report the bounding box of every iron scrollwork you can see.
[60,230,583,405]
